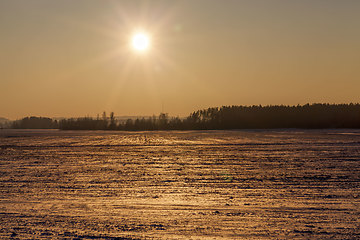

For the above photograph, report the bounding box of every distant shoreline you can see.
[7,103,360,131]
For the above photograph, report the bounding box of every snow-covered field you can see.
[0,129,359,239]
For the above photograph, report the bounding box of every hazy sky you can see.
[1,0,360,119]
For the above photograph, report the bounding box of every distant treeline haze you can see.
[10,104,360,130]
[11,116,58,129]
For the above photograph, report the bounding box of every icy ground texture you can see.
[0,129,359,239]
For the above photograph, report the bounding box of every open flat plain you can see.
[0,129,359,239]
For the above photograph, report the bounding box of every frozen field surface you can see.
[0,129,359,239]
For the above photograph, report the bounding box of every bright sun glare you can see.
[131,32,150,52]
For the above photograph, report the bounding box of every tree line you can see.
[9,103,360,130]
[59,113,185,130]
[11,116,58,129]
[186,103,360,129]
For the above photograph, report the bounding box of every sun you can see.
[131,32,150,52]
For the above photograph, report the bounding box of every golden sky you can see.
[1,0,360,119]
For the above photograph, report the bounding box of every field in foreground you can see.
[0,129,359,239]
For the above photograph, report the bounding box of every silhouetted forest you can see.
[11,117,58,129]
[186,103,360,129]
[59,112,184,130]
[58,104,360,130]
[9,104,360,130]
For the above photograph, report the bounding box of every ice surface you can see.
[0,129,359,239]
